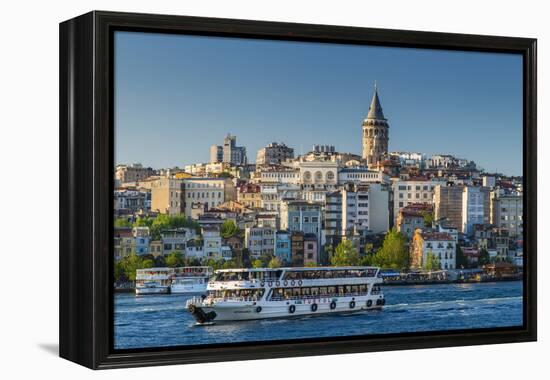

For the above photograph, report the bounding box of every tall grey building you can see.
[210,134,247,165]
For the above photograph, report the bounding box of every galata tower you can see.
[361,83,389,165]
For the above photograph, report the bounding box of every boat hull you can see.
[170,283,207,294]
[135,286,170,295]
[187,295,384,322]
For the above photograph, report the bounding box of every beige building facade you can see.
[150,178,184,215]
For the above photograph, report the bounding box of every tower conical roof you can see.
[367,85,385,120]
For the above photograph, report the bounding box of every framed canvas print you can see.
[59,11,537,369]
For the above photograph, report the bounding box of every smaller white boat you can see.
[170,266,213,294]
[135,268,171,295]
[135,280,170,295]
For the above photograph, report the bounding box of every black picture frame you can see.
[59,10,537,369]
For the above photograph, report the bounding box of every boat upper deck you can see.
[211,266,381,283]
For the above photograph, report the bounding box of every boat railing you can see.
[186,295,260,307]
[269,292,369,302]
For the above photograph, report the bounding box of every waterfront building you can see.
[437,224,459,242]
[160,228,195,256]
[324,190,343,248]
[223,235,244,253]
[434,184,464,230]
[115,163,155,184]
[302,189,328,204]
[149,240,163,257]
[410,230,456,270]
[132,227,150,255]
[210,134,247,165]
[185,240,204,259]
[362,85,389,166]
[221,246,233,261]
[494,229,510,260]
[492,193,523,238]
[256,142,294,165]
[473,224,493,250]
[245,226,275,258]
[323,183,390,246]
[291,231,305,267]
[114,227,133,261]
[183,177,236,218]
[392,178,438,223]
[237,183,262,209]
[303,233,318,265]
[274,230,292,265]
[254,213,280,229]
[151,178,184,215]
[280,200,323,239]
[462,186,491,236]
[259,182,301,211]
[461,246,480,267]
[396,203,433,239]
[203,225,223,259]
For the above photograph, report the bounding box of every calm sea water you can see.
[114,281,523,350]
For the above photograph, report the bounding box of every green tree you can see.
[478,248,490,266]
[304,262,317,267]
[119,253,143,282]
[268,257,282,268]
[220,219,239,239]
[114,260,126,282]
[423,251,441,271]
[133,216,154,228]
[330,240,360,266]
[359,254,374,266]
[165,251,185,267]
[114,217,132,228]
[423,213,434,228]
[222,260,238,269]
[218,172,233,179]
[141,259,155,269]
[203,258,226,270]
[184,257,202,267]
[456,245,468,269]
[251,259,264,268]
[372,228,409,270]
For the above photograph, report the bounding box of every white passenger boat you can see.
[185,266,385,323]
[170,266,213,294]
[135,268,171,295]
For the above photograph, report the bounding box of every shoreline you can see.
[114,277,522,293]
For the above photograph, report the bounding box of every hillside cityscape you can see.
[113,87,523,285]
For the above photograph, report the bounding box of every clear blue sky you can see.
[114,31,523,176]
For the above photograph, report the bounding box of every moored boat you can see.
[135,268,171,295]
[170,266,212,294]
[186,266,385,323]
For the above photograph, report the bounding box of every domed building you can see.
[362,84,389,166]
